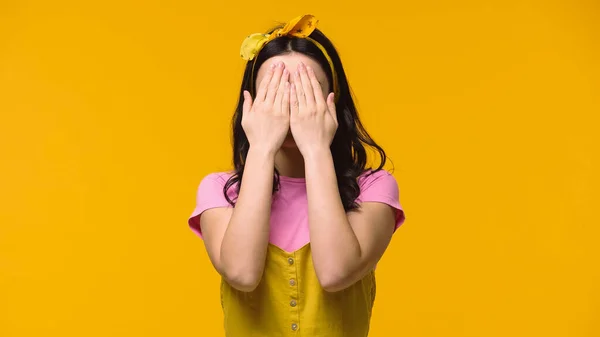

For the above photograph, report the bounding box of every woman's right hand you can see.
[241,61,291,154]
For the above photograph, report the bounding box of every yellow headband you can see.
[240,14,339,101]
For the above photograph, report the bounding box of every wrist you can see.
[300,146,332,162]
[247,144,278,160]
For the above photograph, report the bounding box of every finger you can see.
[265,62,284,103]
[293,69,306,110]
[243,90,253,114]
[306,65,325,105]
[327,92,338,124]
[255,63,276,103]
[282,81,290,116]
[273,68,289,114]
[290,83,299,115]
[298,63,315,106]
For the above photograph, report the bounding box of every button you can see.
[289,279,296,286]
[290,299,297,307]
[291,323,298,331]
[288,257,294,265]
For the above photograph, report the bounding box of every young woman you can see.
[188,14,406,337]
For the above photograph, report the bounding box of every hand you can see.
[241,62,291,154]
[289,62,338,157]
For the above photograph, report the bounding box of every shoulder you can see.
[195,171,237,199]
[356,169,401,205]
[202,171,235,184]
[189,171,236,237]
[358,169,397,190]
[356,169,405,229]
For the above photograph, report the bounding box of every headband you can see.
[240,14,339,101]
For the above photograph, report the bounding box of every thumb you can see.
[243,90,253,114]
[327,93,337,124]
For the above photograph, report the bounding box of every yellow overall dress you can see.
[220,243,376,337]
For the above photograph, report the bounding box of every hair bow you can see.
[240,15,319,61]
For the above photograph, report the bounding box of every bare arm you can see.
[200,148,276,292]
[289,62,396,292]
[199,62,291,292]
[304,150,396,292]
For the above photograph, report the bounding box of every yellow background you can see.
[1,1,599,336]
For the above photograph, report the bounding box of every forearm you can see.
[220,147,275,290]
[304,148,362,289]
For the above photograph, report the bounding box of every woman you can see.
[188,14,406,337]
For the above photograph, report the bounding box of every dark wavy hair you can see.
[223,26,388,212]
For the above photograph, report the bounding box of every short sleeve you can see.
[188,172,236,239]
[356,170,406,232]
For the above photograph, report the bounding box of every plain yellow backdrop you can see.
[1,1,599,336]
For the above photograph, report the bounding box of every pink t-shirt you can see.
[188,169,405,253]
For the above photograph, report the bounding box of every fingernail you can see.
[270,63,276,70]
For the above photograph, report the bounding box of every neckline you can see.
[278,175,306,183]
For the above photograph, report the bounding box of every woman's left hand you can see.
[290,62,338,157]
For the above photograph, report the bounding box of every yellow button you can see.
[290,299,297,307]
[291,323,298,331]
[288,257,294,265]
[289,279,296,286]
